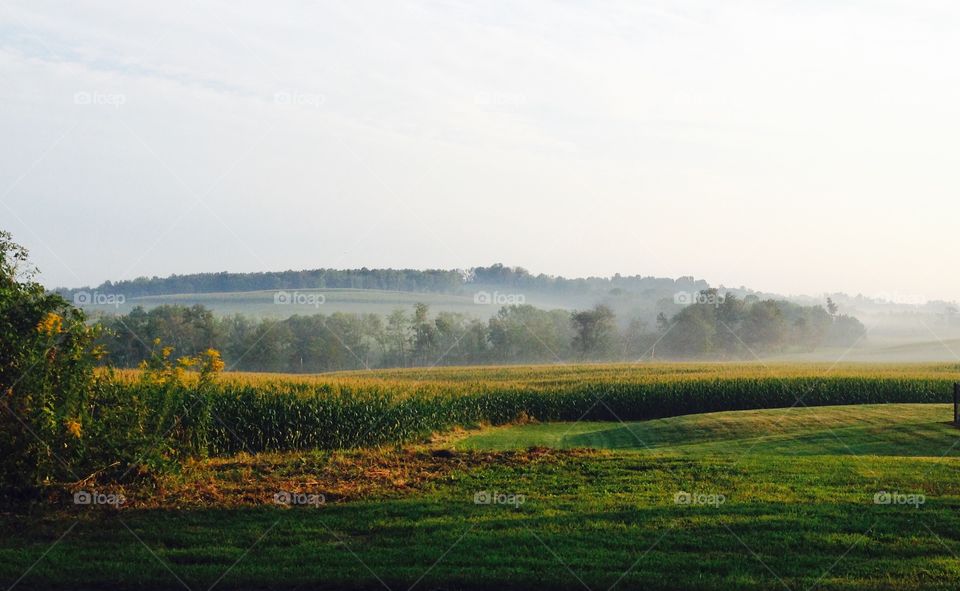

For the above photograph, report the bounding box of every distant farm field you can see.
[79,286,589,319]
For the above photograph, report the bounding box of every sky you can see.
[1,0,958,303]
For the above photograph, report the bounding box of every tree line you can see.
[57,263,710,299]
[96,292,866,372]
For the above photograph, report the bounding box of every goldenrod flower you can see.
[203,349,225,373]
[65,419,82,438]
[36,312,62,336]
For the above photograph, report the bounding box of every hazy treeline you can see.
[657,289,866,356]
[96,291,865,372]
[58,263,710,299]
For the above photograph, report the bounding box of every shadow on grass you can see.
[2,497,959,591]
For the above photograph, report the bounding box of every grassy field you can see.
[80,286,588,319]
[3,397,960,590]
[455,403,960,456]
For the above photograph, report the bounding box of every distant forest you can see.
[96,290,866,372]
[57,264,711,298]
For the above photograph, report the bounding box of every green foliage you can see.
[571,304,616,358]
[0,231,99,499]
[660,291,857,358]
[0,231,231,500]
[58,262,708,299]
[97,291,867,372]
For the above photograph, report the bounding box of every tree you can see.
[385,309,410,367]
[715,293,745,355]
[571,305,616,358]
[488,305,573,363]
[621,318,653,359]
[741,300,787,351]
[656,312,670,332]
[828,314,867,346]
[661,304,717,357]
[826,297,839,317]
[411,303,438,366]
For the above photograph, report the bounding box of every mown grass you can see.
[456,403,960,456]
[3,403,959,590]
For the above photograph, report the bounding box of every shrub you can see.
[0,231,100,500]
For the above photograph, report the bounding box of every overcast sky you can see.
[1,1,958,302]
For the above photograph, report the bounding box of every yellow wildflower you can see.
[203,349,225,373]
[36,312,62,336]
[65,419,82,438]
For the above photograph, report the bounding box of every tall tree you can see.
[571,305,616,358]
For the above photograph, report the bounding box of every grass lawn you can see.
[455,403,960,457]
[2,404,959,590]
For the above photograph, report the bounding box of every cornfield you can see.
[110,363,960,455]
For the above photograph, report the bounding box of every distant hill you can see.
[53,263,958,334]
[55,264,722,322]
[54,264,711,299]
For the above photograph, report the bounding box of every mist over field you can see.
[50,262,959,367]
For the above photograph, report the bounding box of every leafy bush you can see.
[0,231,100,499]
[0,231,226,502]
